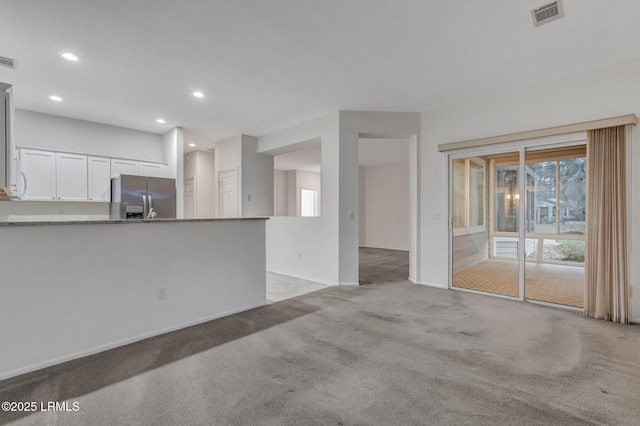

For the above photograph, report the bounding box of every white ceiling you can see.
[2,1,640,152]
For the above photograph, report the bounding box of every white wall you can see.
[184,151,197,179]
[419,57,640,322]
[274,170,287,216]
[0,219,267,380]
[16,110,164,161]
[241,135,274,217]
[359,161,410,250]
[184,150,216,218]
[286,170,297,216]
[195,151,216,218]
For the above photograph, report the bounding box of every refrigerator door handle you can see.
[147,195,157,219]
[20,171,27,199]
[142,194,147,217]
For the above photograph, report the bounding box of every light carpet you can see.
[1,281,638,425]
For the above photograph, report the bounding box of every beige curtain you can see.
[585,126,629,323]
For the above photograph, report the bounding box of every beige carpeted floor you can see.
[453,259,584,307]
[1,280,638,425]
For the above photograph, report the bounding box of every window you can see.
[300,189,319,217]
[452,157,485,234]
[526,155,585,235]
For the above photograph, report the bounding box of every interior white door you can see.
[219,169,238,218]
[184,176,195,219]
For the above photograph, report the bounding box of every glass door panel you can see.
[524,148,585,308]
[451,153,520,298]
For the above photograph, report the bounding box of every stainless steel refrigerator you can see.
[111,175,176,219]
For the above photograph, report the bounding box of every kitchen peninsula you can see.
[0,218,267,380]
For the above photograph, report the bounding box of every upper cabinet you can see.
[111,159,167,178]
[88,156,111,202]
[56,153,88,201]
[139,161,167,178]
[21,150,89,201]
[111,159,139,178]
[19,148,167,202]
[20,149,57,201]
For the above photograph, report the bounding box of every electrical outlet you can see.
[247,194,252,202]
[348,211,355,220]
[432,211,440,220]
[158,287,167,300]
[298,252,302,260]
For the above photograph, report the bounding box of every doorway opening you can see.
[450,143,586,308]
[358,136,410,284]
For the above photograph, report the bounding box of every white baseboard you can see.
[267,269,337,287]
[413,280,448,289]
[0,301,267,382]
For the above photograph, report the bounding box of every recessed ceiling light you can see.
[189,143,197,147]
[193,91,204,98]
[156,118,166,124]
[61,52,79,61]
[49,95,63,102]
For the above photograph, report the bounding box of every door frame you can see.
[447,132,587,308]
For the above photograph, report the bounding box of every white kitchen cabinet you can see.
[138,161,167,178]
[20,149,57,201]
[111,159,139,178]
[88,156,111,202]
[56,153,88,201]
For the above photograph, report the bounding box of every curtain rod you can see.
[438,114,638,152]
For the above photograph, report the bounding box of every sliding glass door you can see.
[451,153,520,298]
[524,147,586,307]
[449,143,586,308]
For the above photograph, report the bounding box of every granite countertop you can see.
[0,217,269,227]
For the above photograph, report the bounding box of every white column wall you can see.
[419,57,640,321]
[163,127,184,218]
[258,113,340,285]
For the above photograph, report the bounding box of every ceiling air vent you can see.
[531,1,564,27]
[0,55,16,69]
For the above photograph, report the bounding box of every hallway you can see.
[359,247,409,284]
